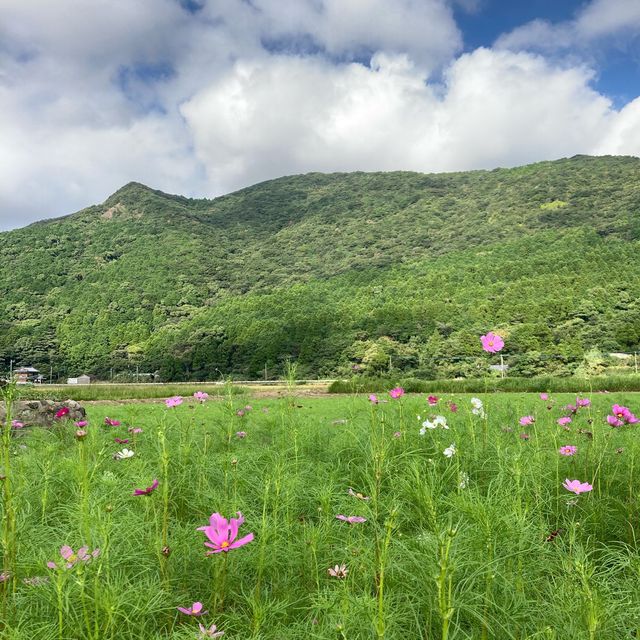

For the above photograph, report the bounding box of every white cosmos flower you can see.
[443,444,457,458]
[114,448,135,460]
[458,471,469,489]
[470,397,483,408]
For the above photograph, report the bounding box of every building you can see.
[14,366,41,384]
[67,374,92,385]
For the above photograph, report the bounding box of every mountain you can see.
[1,155,639,381]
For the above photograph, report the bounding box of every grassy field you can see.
[1,386,640,639]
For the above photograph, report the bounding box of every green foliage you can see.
[1,156,639,379]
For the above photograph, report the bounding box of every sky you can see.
[1,0,639,230]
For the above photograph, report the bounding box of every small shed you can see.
[68,374,91,385]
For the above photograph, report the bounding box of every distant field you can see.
[2,388,640,638]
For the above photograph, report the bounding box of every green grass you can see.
[2,386,640,639]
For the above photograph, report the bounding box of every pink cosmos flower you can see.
[197,512,254,554]
[369,394,379,404]
[47,545,100,570]
[236,431,247,439]
[565,404,578,415]
[480,331,504,353]
[559,445,577,456]
[55,407,69,419]
[557,416,572,427]
[194,391,209,402]
[393,431,402,438]
[104,417,120,427]
[11,420,25,429]
[165,396,183,408]
[128,427,143,434]
[609,404,638,425]
[244,405,253,411]
[576,397,591,408]
[389,387,405,399]
[74,420,88,428]
[540,393,549,401]
[75,430,88,440]
[236,409,245,417]
[177,602,208,617]
[0,571,10,583]
[519,416,535,426]
[449,402,458,413]
[607,415,624,428]
[133,479,159,496]
[198,623,225,638]
[328,564,348,579]
[427,395,438,406]
[114,437,129,444]
[562,479,593,495]
[336,515,367,524]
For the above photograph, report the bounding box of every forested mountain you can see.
[1,155,639,380]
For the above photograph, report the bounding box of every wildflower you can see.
[177,602,208,617]
[562,479,593,495]
[47,545,99,570]
[128,427,143,434]
[519,433,530,441]
[565,404,578,415]
[75,430,88,440]
[348,487,370,501]
[608,404,639,425]
[607,415,623,427]
[328,564,348,579]
[443,444,457,458]
[133,479,159,496]
[576,397,591,408]
[616,447,624,454]
[540,393,549,401]
[194,391,209,402]
[198,623,225,638]
[114,448,135,460]
[449,402,458,413]
[470,397,485,418]
[22,576,49,587]
[76,420,89,429]
[55,407,69,419]
[419,415,448,435]
[114,437,129,444]
[393,431,402,438]
[198,512,254,554]
[236,409,245,417]
[104,417,120,427]
[236,431,247,438]
[480,331,504,353]
[519,416,535,426]
[11,420,25,429]
[427,395,438,406]
[165,396,183,408]
[336,515,367,524]
[557,416,572,427]
[162,546,171,557]
[458,471,469,489]
[244,405,253,411]
[389,387,405,399]
[0,571,10,583]
[559,445,577,456]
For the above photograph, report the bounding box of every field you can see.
[2,387,640,639]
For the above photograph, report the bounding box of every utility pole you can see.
[9,359,13,380]
[264,363,267,381]
[49,364,53,384]
[500,354,506,379]
[635,352,638,375]
[136,365,139,383]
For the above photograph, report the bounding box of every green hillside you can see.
[1,155,639,380]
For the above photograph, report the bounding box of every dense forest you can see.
[1,155,639,381]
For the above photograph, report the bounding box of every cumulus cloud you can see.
[0,0,638,230]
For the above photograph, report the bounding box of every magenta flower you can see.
[562,479,593,495]
[194,391,209,402]
[236,431,247,439]
[114,437,129,444]
[565,404,578,414]
[128,427,143,434]
[519,416,535,426]
[197,512,254,554]
[389,387,405,399]
[557,416,572,427]
[74,420,88,428]
[11,420,25,429]
[104,417,120,427]
[368,394,379,404]
[133,479,159,496]
[576,397,591,408]
[449,402,458,413]
[165,396,183,408]
[336,515,367,524]
[55,407,69,419]
[540,393,549,401]
[47,545,100,570]
[559,445,577,456]
[608,404,638,425]
[198,622,225,638]
[480,331,504,353]
[607,415,624,427]
[427,395,438,406]
[177,602,208,617]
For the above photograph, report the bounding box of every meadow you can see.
[1,385,640,639]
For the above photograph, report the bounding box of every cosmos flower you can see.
[608,404,638,426]
[47,545,100,570]
[133,479,159,496]
[368,394,379,404]
[114,448,135,460]
[11,420,25,429]
[336,515,367,524]
[55,407,70,419]
[104,417,120,427]
[443,444,457,458]
[236,431,247,438]
[519,416,535,426]
[194,391,209,402]
[389,387,405,399]
[562,479,593,495]
[427,395,438,406]
[420,415,448,435]
[75,430,88,440]
[197,512,254,554]
[347,487,370,501]
[177,602,208,617]
[576,397,591,408]
[480,331,504,353]
[74,420,88,428]
[557,417,572,427]
[165,396,183,408]
[540,393,549,401]
[114,437,129,444]
[128,427,143,434]
[198,623,225,638]
[559,445,577,456]
[449,402,458,413]
[328,564,348,579]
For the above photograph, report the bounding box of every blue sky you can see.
[1,0,639,229]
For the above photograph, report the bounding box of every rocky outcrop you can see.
[0,400,86,427]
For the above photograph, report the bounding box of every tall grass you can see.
[1,389,640,638]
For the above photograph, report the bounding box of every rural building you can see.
[67,374,92,384]
[14,366,42,384]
